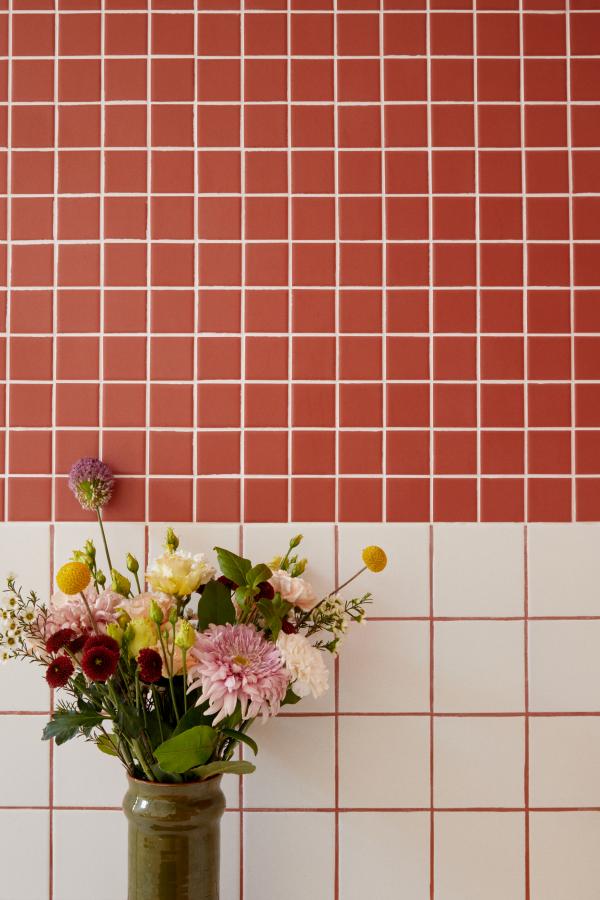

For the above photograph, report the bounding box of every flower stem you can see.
[182,649,188,713]
[329,566,367,598]
[79,591,99,634]
[96,509,113,573]
[157,625,179,723]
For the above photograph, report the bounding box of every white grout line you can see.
[519,0,529,523]
[379,0,387,522]
[3,0,11,521]
[98,0,106,472]
[192,0,199,522]
[425,0,434,522]
[473,0,481,523]
[144,1,151,524]
[286,0,292,523]
[333,0,340,526]
[565,0,576,522]
[239,0,246,527]
[50,1,58,523]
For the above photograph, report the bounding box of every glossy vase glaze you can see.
[124,775,225,900]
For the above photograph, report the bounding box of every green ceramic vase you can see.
[124,775,226,900]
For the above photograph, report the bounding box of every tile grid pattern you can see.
[0,5,599,524]
[3,522,600,898]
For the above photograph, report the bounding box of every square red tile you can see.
[198,384,240,428]
[8,477,52,521]
[339,477,382,522]
[434,431,477,475]
[481,336,524,380]
[340,431,382,475]
[198,432,240,476]
[387,478,430,522]
[341,383,383,427]
[292,383,335,427]
[197,479,240,522]
[292,430,335,475]
[481,478,524,522]
[387,383,430,427]
[529,383,572,427]
[387,431,429,475]
[434,336,477,380]
[434,383,477,427]
[528,478,572,522]
[245,478,288,522]
[150,479,193,522]
[104,431,146,476]
[576,479,600,522]
[293,336,335,380]
[245,383,288,427]
[8,431,52,475]
[528,335,571,380]
[246,290,288,333]
[481,431,525,475]
[291,478,336,522]
[57,383,100,427]
[246,336,289,380]
[434,478,477,522]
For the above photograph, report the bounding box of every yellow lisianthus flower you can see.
[361,546,387,573]
[56,561,91,595]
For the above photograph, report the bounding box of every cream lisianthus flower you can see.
[277,632,329,699]
[269,569,318,612]
[146,550,216,597]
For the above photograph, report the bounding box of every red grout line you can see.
[49,521,55,900]
[334,523,340,900]
[524,524,531,900]
[429,524,435,900]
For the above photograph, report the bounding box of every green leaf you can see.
[155,725,217,774]
[151,763,184,784]
[116,703,143,740]
[283,687,302,706]
[214,547,252,586]
[42,707,104,745]
[172,703,213,737]
[246,563,272,588]
[219,728,258,756]
[191,760,256,780]
[96,733,120,757]
[198,579,236,630]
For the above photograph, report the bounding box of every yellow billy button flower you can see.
[361,545,387,573]
[56,561,92,595]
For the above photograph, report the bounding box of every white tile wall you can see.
[1,523,600,898]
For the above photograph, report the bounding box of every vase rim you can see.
[126,773,222,790]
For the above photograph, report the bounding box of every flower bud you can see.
[292,557,307,576]
[110,569,131,597]
[117,610,130,629]
[96,570,107,588]
[106,623,123,646]
[165,527,179,552]
[84,540,96,561]
[126,553,139,575]
[168,606,178,626]
[290,534,303,549]
[149,598,164,625]
[174,619,195,650]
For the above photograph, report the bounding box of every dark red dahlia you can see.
[46,655,74,689]
[218,575,238,591]
[257,581,275,600]
[45,628,75,655]
[81,644,119,682]
[83,634,120,654]
[281,618,298,635]
[68,632,89,653]
[137,648,163,684]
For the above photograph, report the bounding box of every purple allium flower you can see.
[68,457,114,511]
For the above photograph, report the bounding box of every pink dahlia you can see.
[187,624,287,725]
[45,588,120,638]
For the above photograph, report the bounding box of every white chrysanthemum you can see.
[277,632,329,699]
[146,550,216,597]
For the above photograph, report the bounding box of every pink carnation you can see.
[117,592,174,622]
[45,587,120,637]
[187,624,288,725]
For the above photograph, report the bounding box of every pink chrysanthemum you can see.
[45,588,120,638]
[187,624,288,725]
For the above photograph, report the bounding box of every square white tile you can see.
[528,621,600,712]
[0,810,49,900]
[338,524,430,617]
[530,716,600,807]
[530,812,600,900]
[0,714,49,805]
[339,716,430,808]
[339,621,430,713]
[148,523,240,573]
[0,523,50,596]
[243,812,334,900]
[435,812,525,900]
[434,621,525,712]
[220,811,241,900]
[339,812,430,900]
[53,810,127,900]
[433,524,524,616]
[53,734,127,808]
[0,658,50,712]
[54,523,145,587]
[528,524,600,615]
[434,716,524,808]
[243,715,335,808]
[242,523,335,600]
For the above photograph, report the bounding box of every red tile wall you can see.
[1,1,599,524]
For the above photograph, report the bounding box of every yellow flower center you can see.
[56,561,92,596]
[361,546,387,573]
[232,654,249,666]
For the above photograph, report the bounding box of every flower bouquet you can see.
[1,458,386,900]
